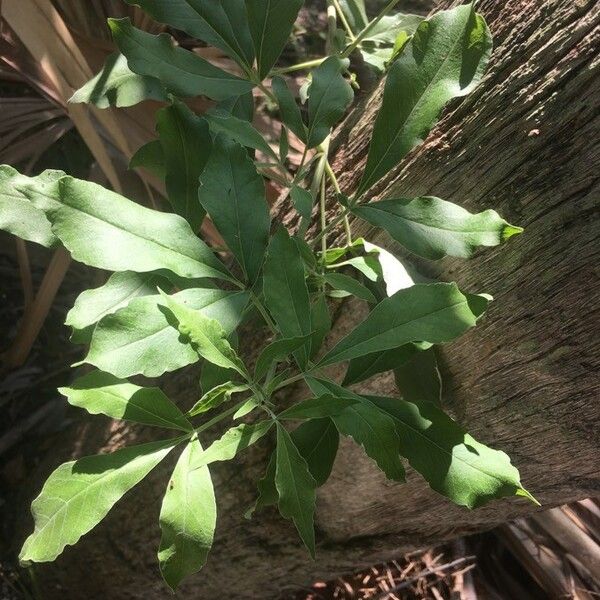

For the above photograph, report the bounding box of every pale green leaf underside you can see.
[158,436,216,590]
[60,370,192,431]
[86,289,248,378]
[352,196,522,260]
[20,439,178,563]
[70,52,168,108]
[188,382,250,417]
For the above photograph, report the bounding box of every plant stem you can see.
[324,161,352,244]
[195,399,247,433]
[331,0,356,41]
[271,57,326,76]
[341,0,403,58]
[250,290,278,334]
[320,175,328,261]
[326,0,337,54]
[311,204,353,249]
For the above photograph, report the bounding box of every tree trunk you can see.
[22,1,599,598]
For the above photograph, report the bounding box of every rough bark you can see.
[19,1,599,598]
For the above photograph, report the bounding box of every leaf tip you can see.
[516,487,540,506]
[502,224,524,241]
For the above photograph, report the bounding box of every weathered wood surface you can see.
[21,1,600,598]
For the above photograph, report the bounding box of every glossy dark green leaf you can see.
[20,175,232,282]
[129,140,165,180]
[343,343,424,386]
[306,57,354,148]
[109,18,254,101]
[367,395,537,508]
[188,382,250,417]
[198,135,271,283]
[161,291,247,377]
[60,371,192,431]
[193,421,274,469]
[394,347,441,405]
[272,76,307,142]
[275,423,317,557]
[20,439,178,563]
[217,92,255,122]
[306,377,405,482]
[254,334,313,381]
[70,52,167,108]
[309,295,331,359]
[121,0,255,68]
[289,418,339,486]
[205,109,278,162]
[158,436,216,590]
[352,196,522,260]
[86,289,248,378]
[157,102,212,230]
[319,283,489,366]
[264,228,312,367]
[324,272,376,303]
[357,5,492,195]
[247,0,303,79]
[0,166,60,247]
[278,395,358,420]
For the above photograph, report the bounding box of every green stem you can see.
[331,0,356,41]
[195,399,247,433]
[341,0,403,58]
[271,58,326,76]
[320,175,328,265]
[250,290,278,334]
[324,161,352,244]
[311,204,354,249]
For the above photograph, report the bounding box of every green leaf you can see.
[217,92,255,122]
[22,176,232,282]
[343,343,424,386]
[324,272,376,303]
[160,290,248,377]
[200,361,240,396]
[367,395,536,508]
[69,52,167,109]
[264,228,312,367]
[394,347,441,405]
[66,272,167,343]
[279,126,289,163]
[188,382,250,417]
[272,76,307,142]
[247,0,303,79]
[158,436,216,590]
[0,166,60,248]
[352,196,522,260]
[86,289,248,378]
[205,109,278,162]
[60,371,192,431]
[109,18,254,101]
[19,439,178,563]
[157,102,212,230]
[360,13,424,45]
[121,0,255,68]
[254,334,313,381]
[278,395,358,420]
[309,295,331,359]
[198,135,271,284]
[357,5,492,195]
[290,185,313,223]
[306,57,354,148]
[288,418,339,486]
[129,140,165,179]
[306,378,405,481]
[193,421,274,469]
[318,283,489,367]
[275,422,317,557]
[233,397,260,420]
